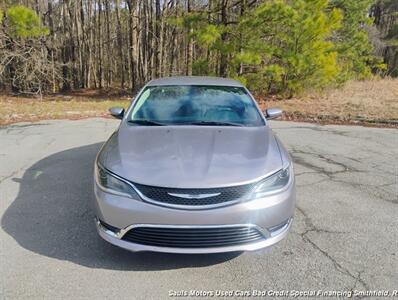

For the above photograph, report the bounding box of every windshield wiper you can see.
[181,121,244,127]
[127,119,166,126]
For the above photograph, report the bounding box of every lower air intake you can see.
[122,226,266,248]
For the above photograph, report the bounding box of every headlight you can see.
[251,166,291,199]
[96,163,139,198]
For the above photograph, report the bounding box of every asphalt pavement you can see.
[0,119,397,299]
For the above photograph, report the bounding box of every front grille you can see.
[133,182,257,207]
[121,226,265,248]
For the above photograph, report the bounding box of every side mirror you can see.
[109,107,125,119]
[265,107,282,120]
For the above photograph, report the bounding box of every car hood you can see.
[98,124,283,188]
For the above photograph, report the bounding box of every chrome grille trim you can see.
[117,223,270,239]
[132,182,257,209]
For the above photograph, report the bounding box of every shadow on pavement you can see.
[1,143,240,271]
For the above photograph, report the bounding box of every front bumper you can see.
[93,177,295,254]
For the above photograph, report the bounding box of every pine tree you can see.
[329,0,380,80]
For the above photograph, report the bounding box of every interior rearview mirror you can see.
[265,108,282,120]
[109,107,125,120]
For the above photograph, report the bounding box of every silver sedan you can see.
[93,76,295,254]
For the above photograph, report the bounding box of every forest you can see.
[0,0,397,96]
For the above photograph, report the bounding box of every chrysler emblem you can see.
[168,192,221,199]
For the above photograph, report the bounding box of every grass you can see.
[258,78,398,126]
[0,91,132,125]
[1,78,397,127]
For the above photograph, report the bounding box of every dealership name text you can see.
[169,289,398,298]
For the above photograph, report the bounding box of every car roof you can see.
[146,76,244,87]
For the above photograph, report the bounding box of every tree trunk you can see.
[219,0,228,77]
[126,0,136,91]
[115,0,125,88]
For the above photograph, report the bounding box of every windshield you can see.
[128,85,265,126]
